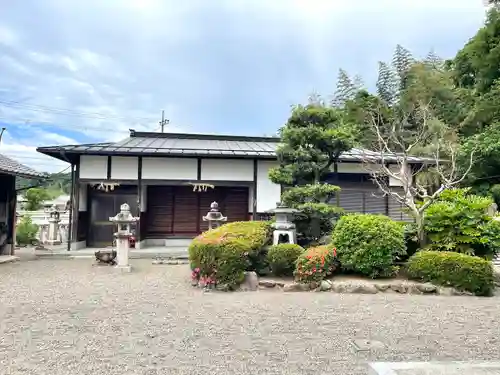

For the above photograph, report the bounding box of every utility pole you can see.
[159,110,169,133]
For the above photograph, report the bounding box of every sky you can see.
[0,0,489,173]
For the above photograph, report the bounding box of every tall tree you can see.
[392,44,414,91]
[360,102,474,245]
[376,61,398,105]
[332,69,357,107]
[269,102,357,244]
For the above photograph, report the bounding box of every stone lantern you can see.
[108,203,139,272]
[268,202,299,245]
[46,204,61,245]
[202,201,227,230]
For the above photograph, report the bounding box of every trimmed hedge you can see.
[407,251,495,296]
[188,221,271,289]
[267,244,304,276]
[295,244,338,283]
[332,214,406,278]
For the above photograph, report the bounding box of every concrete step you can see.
[32,248,189,260]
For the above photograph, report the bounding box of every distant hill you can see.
[16,172,72,195]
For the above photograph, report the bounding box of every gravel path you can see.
[1,259,499,375]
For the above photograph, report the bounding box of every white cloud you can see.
[0,0,488,173]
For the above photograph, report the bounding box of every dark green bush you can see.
[188,221,272,289]
[407,251,495,296]
[16,216,39,246]
[332,214,406,278]
[424,188,500,258]
[267,244,304,276]
[295,244,338,283]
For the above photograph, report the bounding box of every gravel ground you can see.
[1,259,500,375]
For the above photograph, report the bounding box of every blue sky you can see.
[0,0,488,172]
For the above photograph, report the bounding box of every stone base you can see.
[45,240,61,246]
[114,265,132,273]
[272,230,297,246]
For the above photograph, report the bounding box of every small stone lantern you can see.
[202,202,227,230]
[46,204,61,245]
[268,202,299,245]
[108,203,139,272]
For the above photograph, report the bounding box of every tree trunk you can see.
[415,213,426,247]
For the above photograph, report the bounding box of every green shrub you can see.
[407,251,495,296]
[16,216,39,245]
[295,245,337,283]
[332,214,406,278]
[188,221,272,289]
[267,244,304,276]
[424,189,500,258]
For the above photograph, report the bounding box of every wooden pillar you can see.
[252,159,258,220]
[6,175,16,255]
[68,160,80,251]
[136,156,142,244]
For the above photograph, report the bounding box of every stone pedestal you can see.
[115,233,131,272]
[46,217,61,245]
[272,229,297,245]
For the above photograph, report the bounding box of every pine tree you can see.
[376,61,398,105]
[332,69,356,107]
[424,49,444,70]
[392,44,414,91]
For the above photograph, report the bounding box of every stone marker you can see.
[369,361,500,375]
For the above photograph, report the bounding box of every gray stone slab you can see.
[352,339,385,351]
[369,361,500,375]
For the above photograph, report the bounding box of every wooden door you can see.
[146,186,175,238]
[88,191,138,247]
[171,186,199,235]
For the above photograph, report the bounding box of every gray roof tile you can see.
[36,130,430,164]
[0,154,46,179]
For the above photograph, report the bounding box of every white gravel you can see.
[1,259,499,375]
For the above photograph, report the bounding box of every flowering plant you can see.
[294,245,337,283]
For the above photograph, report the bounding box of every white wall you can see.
[111,156,138,180]
[388,163,412,187]
[337,162,381,174]
[80,155,107,179]
[142,157,197,180]
[201,159,253,181]
[256,160,281,212]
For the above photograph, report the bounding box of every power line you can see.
[0,100,156,122]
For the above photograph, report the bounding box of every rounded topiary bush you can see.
[188,221,272,289]
[294,244,338,283]
[332,214,406,278]
[407,251,495,296]
[267,244,304,276]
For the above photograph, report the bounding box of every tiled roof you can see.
[36,130,430,163]
[0,153,46,179]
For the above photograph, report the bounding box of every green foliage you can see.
[459,123,500,184]
[489,184,500,206]
[294,245,338,283]
[269,103,356,245]
[332,214,406,278]
[16,216,39,246]
[281,183,344,244]
[270,103,358,184]
[424,189,500,257]
[17,172,71,195]
[23,188,51,211]
[267,244,305,276]
[188,221,271,289]
[407,251,495,296]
